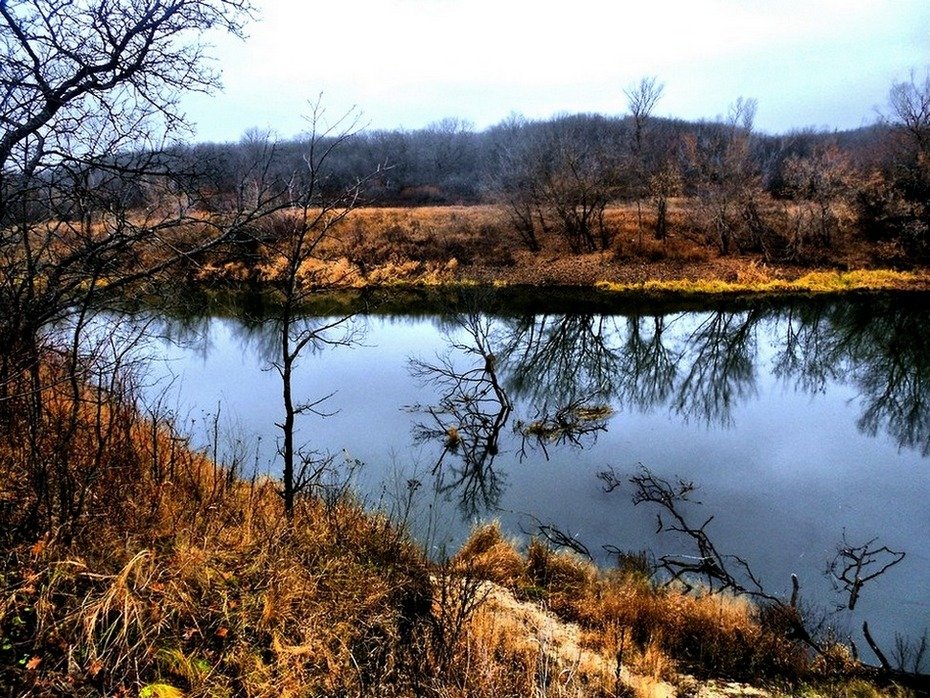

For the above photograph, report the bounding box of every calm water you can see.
[143,292,930,665]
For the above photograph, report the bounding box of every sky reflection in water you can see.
[146,295,930,663]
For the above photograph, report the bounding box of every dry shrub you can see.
[564,575,808,683]
[735,260,776,286]
[662,236,713,263]
[451,522,526,587]
[503,540,812,687]
[332,206,512,269]
[612,231,713,264]
[526,541,597,618]
[296,256,364,287]
[450,531,811,686]
[634,633,676,683]
[0,352,217,546]
[613,236,669,262]
[449,587,625,698]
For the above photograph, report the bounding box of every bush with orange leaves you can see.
[451,523,844,688]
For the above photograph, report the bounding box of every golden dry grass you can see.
[0,368,903,696]
[450,525,806,690]
[597,267,930,295]
[187,202,930,295]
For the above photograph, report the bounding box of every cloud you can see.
[185,0,930,141]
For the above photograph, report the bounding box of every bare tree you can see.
[625,77,665,155]
[0,0,271,383]
[487,114,549,252]
[624,76,664,242]
[0,0,274,536]
[648,159,682,242]
[489,115,622,253]
[878,69,930,254]
[540,116,621,252]
[782,143,857,253]
[888,70,930,158]
[260,100,379,516]
[685,97,767,255]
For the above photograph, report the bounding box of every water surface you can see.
[145,292,930,666]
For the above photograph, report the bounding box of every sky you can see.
[180,0,930,143]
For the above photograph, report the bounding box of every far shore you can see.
[187,204,930,299]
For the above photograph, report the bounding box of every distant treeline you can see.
[16,76,930,263]
[168,89,927,260]
[181,113,885,206]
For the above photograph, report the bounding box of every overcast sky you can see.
[180,0,930,143]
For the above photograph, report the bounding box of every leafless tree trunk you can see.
[261,100,379,517]
[624,76,664,245]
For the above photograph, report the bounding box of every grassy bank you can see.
[191,204,930,297]
[596,268,930,296]
[0,359,916,697]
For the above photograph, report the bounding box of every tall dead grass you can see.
[0,353,434,696]
[451,524,840,690]
[0,360,894,696]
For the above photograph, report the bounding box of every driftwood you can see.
[610,465,930,688]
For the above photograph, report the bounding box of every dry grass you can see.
[186,202,930,295]
[196,206,514,289]
[20,199,930,297]
[2,470,432,695]
[596,267,930,295]
[0,366,904,696]
[0,357,430,696]
[445,524,902,695]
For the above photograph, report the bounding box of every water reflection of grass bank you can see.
[138,279,930,326]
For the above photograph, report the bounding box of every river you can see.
[140,290,930,668]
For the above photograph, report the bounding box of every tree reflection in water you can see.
[149,293,930,512]
[499,314,622,405]
[614,315,677,411]
[408,312,615,514]
[407,312,511,516]
[407,296,930,514]
[777,299,930,457]
[673,309,760,426]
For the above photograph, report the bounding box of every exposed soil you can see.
[480,581,777,698]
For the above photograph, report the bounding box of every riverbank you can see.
[0,357,917,696]
[0,469,902,697]
[192,204,930,297]
[4,202,929,695]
